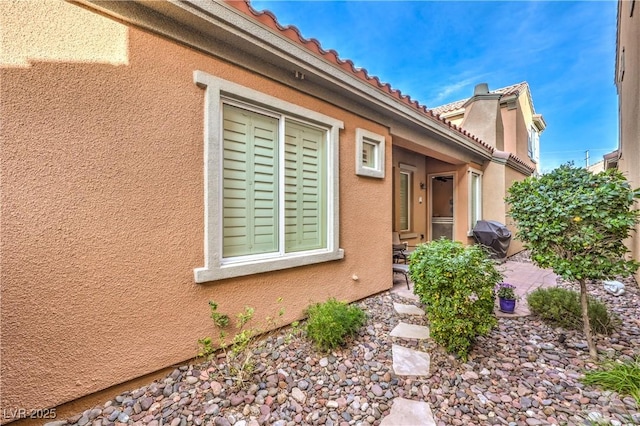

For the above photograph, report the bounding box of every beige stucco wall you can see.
[460,97,504,150]
[1,1,392,412]
[499,95,538,173]
[500,106,518,157]
[0,0,129,67]
[616,1,640,283]
[482,160,528,256]
[503,167,527,255]
[482,160,507,225]
[515,93,539,171]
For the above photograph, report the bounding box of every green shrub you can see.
[583,358,640,405]
[526,287,617,335]
[409,239,501,360]
[305,298,366,351]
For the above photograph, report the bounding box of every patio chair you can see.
[393,263,410,290]
[392,232,407,264]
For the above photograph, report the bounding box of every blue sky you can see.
[251,1,619,172]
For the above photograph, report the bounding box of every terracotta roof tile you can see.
[224,0,495,155]
[508,153,536,174]
[431,81,531,116]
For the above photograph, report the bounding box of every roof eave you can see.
[73,0,493,160]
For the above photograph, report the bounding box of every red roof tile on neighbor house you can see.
[432,82,531,116]
[224,0,495,155]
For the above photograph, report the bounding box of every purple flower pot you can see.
[499,297,516,313]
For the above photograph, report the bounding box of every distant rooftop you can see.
[431,82,531,116]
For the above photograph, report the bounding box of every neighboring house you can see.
[432,82,546,176]
[423,82,546,252]
[1,0,540,415]
[613,0,640,282]
[587,149,620,174]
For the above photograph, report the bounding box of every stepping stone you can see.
[389,285,419,301]
[380,397,436,426]
[393,302,424,316]
[391,344,430,376]
[390,322,430,339]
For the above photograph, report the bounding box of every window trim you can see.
[398,163,416,233]
[193,70,344,283]
[355,128,385,178]
[467,169,483,236]
[528,125,540,164]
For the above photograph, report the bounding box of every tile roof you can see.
[431,82,531,116]
[224,0,496,155]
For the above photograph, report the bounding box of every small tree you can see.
[506,164,640,359]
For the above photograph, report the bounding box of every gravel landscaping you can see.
[56,256,640,426]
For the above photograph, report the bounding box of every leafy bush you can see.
[526,287,617,335]
[583,358,640,406]
[305,298,366,351]
[409,239,501,360]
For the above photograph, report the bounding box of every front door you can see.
[429,174,454,240]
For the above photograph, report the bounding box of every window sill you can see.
[399,232,418,240]
[194,249,345,283]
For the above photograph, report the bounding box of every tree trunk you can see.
[579,279,597,359]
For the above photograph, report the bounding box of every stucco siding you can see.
[515,96,537,171]
[1,3,391,411]
[616,0,640,283]
[504,167,528,255]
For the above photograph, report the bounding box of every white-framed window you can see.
[468,169,483,235]
[527,125,540,163]
[355,128,385,178]
[398,163,415,232]
[193,70,344,283]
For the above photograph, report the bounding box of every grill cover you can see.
[472,220,512,259]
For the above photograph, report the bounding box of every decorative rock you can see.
[371,384,384,397]
[462,371,479,381]
[291,387,306,404]
[326,400,339,409]
[58,267,640,426]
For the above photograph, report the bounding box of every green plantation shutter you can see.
[222,104,278,257]
[399,172,409,231]
[284,120,326,252]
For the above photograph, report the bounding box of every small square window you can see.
[355,128,385,178]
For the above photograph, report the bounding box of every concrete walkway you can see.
[496,260,558,317]
[382,259,557,425]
